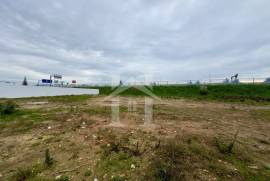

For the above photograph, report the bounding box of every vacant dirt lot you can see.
[0,96,270,180]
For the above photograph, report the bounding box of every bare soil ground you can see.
[0,96,270,180]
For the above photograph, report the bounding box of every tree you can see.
[119,80,123,86]
[22,76,28,86]
[223,78,230,84]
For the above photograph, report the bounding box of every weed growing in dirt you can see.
[95,129,147,179]
[8,162,46,181]
[45,149,54,167]
[214,130,239,154]
[12,167,33,181]
[146,139,186,181]
[214,137,234,154]
[84,169,92,177]
[98,129,146,157]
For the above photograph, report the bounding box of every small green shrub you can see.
[264,164,270,170]
[84,169,92,177]
[199,85,208,95]
[8,162,47,181]
[153,161,171,181]
[214,132,239,155]
[0,101,18,115]
[214,137,234,154]
[44,149,54,167]
[12,167,33,181]
[215,130,239,154]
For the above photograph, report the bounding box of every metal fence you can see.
[79,77,269,87]
[1,77,269,87]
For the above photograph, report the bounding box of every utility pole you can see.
[50,75,52,86]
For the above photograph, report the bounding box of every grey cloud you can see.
[0,0,270,83]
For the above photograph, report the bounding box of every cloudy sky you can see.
[0,0,270,83]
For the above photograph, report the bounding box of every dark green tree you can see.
[119,80,123,86]
[22,76,28,86]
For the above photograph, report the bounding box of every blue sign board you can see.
[42,79,52,84]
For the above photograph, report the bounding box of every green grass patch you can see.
[144,135,270,180]
[47,95,93,103]
[98,151,135,172]
[8,161,48,181]
[96,151,136,179]
[7,95,94,104]
[0,107,70,134]
[83,84,270,104]
[0,107,53,122]
[0,100,18,115]
[225,155,270,181]
[7,149,60,181]
[82,106,111,116]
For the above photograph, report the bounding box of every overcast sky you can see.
[0,0,270,83]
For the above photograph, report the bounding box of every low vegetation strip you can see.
[81,84,270,103]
